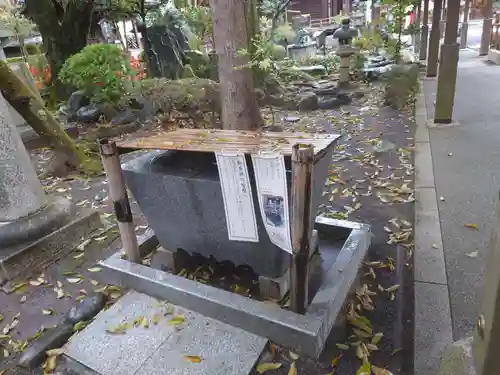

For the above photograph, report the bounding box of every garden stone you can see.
[293,65,327,76]
[67,90,89,118]
[75,104,103,123]
[111,109,137,126]
[283,115,300,122]
[315,85,339,96]
[298,92,319,111]
[18,323,74,369]
[66,293,108,324]
[262,124,284,132]
[318,97,342,110]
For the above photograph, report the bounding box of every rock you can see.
[293,65,327,76]
[75,104,103,123]
[93,190,107,203]
[66,293,107,324]
[262,124,284,132]
[18,323,74,369]
[317,97,342,109]
[110,109,137,125]
[283,115,300,122]
[317,93,351,109]
[335,93,351,105]
[298,92,319,111]
[315,85,339,96]
[66,90,89,119]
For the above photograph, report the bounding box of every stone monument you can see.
[287,14,316,60]
[333,18,359,85]
[0,91,101,285]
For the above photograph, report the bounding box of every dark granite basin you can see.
[122,149,333,278]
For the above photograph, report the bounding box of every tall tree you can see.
[210,0,263,130]
[23,0,95,97]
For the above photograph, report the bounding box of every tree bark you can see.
[210,0,263,130]
[24,0,93,99]
[0,60,87,174]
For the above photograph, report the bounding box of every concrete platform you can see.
[0,208,102,287]
[62,291,268,375]
[97,216,371,358]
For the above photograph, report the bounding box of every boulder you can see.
[110,108,138,125]
[65,293,107,324]
[298,92,319,111]
[66,90,89,120]
[75,104,103,123]
[293,65,327,76]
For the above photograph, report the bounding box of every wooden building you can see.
[288,0,350,20]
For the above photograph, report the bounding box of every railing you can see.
[491,13,500,50]
[309,13,366,29]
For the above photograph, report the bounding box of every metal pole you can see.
[473,190,500,375]
[427,0,442,77]
[480,0,494,56]
[99,139,140,263]
[460,0,471,49]
[420,0,430,60]
[289,143,314,314]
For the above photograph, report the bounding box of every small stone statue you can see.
[333,18,359,46]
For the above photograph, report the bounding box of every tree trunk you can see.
[210,0,263,130]
[24,0,93,99]
[0,60,89,175]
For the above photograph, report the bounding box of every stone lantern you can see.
[333,18,359,85]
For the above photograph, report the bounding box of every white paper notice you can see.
[251,153,292,254]
[215,152,259,242]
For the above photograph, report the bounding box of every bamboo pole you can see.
[99,139,140,263]
[289,143,314,314]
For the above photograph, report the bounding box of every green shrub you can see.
[59,44,134,104]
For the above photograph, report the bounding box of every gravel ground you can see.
[0,83,415,375]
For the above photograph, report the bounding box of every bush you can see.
[59,44,134,104]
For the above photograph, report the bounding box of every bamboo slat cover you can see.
[116,129,340,157]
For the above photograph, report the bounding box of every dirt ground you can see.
[0,83,415,375]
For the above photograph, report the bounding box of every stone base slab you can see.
[96,217,371,358]
[0,208,102,288]
[487,49,500,65]
[0,196,72,248]
[62,291,268,375]
[426,120,462,129]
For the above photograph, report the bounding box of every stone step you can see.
[61,291,268,375]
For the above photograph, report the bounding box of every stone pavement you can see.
[415,48,500,374]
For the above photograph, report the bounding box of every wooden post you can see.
[289,144,314,314]
[419,0,430,60]
[426,0,442,77]
[473,191,500,374]
[479,0,494,56]
[99,139,140,263]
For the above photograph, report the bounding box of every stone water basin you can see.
[121,148,334,279]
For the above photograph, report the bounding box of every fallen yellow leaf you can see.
[167,316,185,325]
[183,355,201,363]
[288,362,297,375]
[256,362,282,373]
[464,223,478,229]
[372,365,394,375]
[46,348,65,357]
[43,355,57,372]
